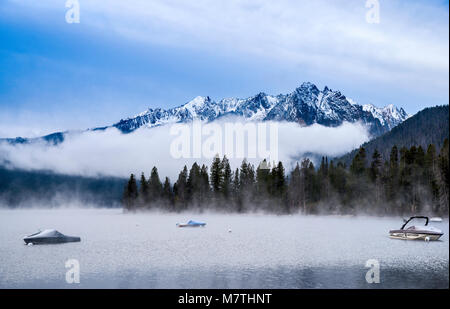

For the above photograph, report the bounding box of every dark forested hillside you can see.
[338,105,449,166]
[0,167,126,207]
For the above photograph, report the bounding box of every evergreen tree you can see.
[288,163,302,211]
[187,162,201,203]
[416,146,425,168]
[139,172,149,205]
[424,144,439,211]
[148,167,163,205]
[386,145,399,208]
[199,164,210,206]
[350,147,367,176]
[369,149,383,206]
[329,161,348,208]
[268,161,287,212]
[299,158,316,213]
[174,166,188,210]
[232,168,240,194]
[240,159,255,193]
[221,156,232,200]
[123,174,138,211]
[425,144,437,171]
[256,159,271,197]
[238,159,255,211]
[273,161,286,199]
[162,177,174,208]
[210,155,223,195]
[318,156,330,201]
[319,157,329,178]
[232,168,241,211]
[437,139,449,213]
[369,150,382,183]
[390,145,399,171]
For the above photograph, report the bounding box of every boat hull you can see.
[24,236,81,245]
[389,231,443,241]
[177,224,206,228]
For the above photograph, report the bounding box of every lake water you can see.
[0,209,448,289]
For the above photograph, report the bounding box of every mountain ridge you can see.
[114,82,408,135]
[1,82,409,145]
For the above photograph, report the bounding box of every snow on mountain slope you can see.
[363,103,409,129]
[114,82,409,136]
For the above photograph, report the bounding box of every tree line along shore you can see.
[123,139,449,216]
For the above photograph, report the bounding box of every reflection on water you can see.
[0,209,448,288]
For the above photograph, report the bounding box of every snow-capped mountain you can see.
[1,82,409,145]
[114,82,409,136]
[362,103,410,129]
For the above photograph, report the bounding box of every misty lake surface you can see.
[0,209,448,289]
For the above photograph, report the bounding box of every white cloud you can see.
[0,120,369,179]
[7,0,447,92]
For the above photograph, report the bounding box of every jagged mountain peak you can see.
[294,82,320,97]
[112,83,409,135]
[298,81,319,90]
[362,103,409,128]
[186,96,211,107]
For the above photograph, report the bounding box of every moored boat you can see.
[23,229,81,245]
[176,220,206,228]
[389,216,443,241]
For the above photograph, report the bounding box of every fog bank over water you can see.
[0,209,447,288]
[0,120,369,179]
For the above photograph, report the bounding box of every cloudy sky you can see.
[0,0,448,138]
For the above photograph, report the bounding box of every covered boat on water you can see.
[176,220,206,228]
[24,229,81,245]
[389,216,443,241]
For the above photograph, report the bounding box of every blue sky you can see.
[0,0,448,138]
